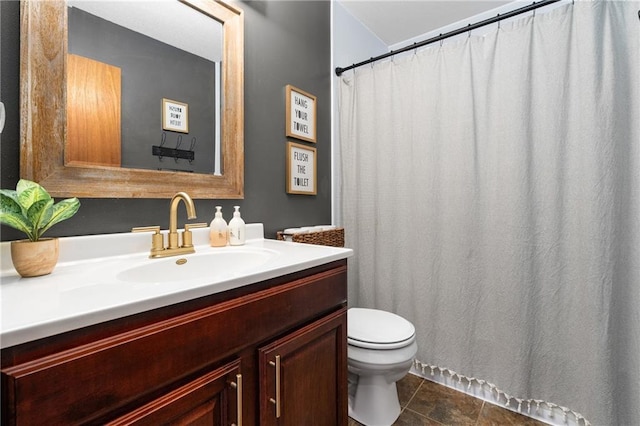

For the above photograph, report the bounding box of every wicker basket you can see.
[276,227,344,247]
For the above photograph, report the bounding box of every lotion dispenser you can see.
[228,206,245,246]
[209,206,228,247]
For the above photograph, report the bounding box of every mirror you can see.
[66,1,222,174]
[20,0,244,199]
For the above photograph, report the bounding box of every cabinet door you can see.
[107,359,243,426]
[259,308,347,426]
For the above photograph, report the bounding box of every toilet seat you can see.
[348,308,416,350]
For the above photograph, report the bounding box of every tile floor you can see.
[349,373,548,426]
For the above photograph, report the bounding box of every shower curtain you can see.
[338,2,639,425]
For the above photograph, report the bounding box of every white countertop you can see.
[0,224,352,349]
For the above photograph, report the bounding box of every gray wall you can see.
[0,0,332,241]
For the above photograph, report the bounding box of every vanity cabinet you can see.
[259,309,347,425]
[1,260,348,426]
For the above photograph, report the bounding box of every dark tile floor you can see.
[349,374,548,426]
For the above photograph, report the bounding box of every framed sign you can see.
[286,85,316,143]
[162,98,189,133]
[286,141,316,195]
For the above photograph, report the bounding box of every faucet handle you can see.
[132,226,161,233]
[132,226,165,255]
[182,222,208,248]
[184,223,208,231]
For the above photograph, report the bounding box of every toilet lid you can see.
[348,308,415,349]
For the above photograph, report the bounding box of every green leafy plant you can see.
[0,179,80,242]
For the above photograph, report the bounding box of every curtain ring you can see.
[439,34,444,47]
[467,23,472,38]
[497,14,501,30]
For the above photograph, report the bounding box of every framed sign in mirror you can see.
[162,99,189,133]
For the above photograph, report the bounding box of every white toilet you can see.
[347,307,418,426]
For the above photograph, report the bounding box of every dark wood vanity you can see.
[1,260,348,425]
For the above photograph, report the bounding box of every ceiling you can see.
[337,1,514,47]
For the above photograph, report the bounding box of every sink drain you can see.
[176,258,188,265]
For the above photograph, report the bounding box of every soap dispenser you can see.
[228,206,245,246]
[209,206,228,247]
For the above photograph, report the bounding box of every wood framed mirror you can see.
[20,0,244,199]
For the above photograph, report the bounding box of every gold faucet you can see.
[132,192,207,258]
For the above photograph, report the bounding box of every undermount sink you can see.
[116,247,278,284]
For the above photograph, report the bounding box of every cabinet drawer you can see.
[2,264,346,425]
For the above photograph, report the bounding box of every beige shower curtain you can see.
[338,2,639,425]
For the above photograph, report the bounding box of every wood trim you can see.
[20,0,244,199]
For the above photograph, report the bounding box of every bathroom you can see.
[1,1,638,425]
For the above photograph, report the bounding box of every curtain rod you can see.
[335,0,562,77]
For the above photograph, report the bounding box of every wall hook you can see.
[158,132,167,161]
[174,135,183,163]
[152,133,194,164]
[188,137,197,164]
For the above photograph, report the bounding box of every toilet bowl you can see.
[347,308,418,426]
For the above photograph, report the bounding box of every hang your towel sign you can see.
[286,142,317,195]
[286,85,317,143]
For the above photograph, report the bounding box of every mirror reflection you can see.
[66,1,223,175]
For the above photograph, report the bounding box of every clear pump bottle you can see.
[209,206,228,247]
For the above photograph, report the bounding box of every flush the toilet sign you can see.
[286,142,317,195]
[286,85,317,143]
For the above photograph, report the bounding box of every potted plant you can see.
[1,179,80,277]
